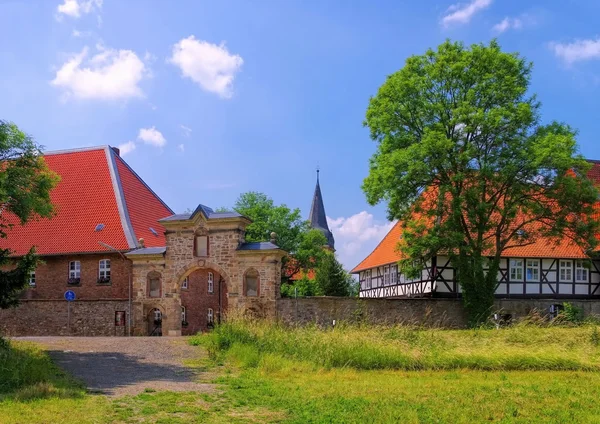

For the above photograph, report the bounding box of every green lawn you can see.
[3,322,600,423]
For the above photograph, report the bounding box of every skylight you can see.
[149,227,159,237]
[95,224,105,232]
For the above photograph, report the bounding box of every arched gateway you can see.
[126,204,284,336]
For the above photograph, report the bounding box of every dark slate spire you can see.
[309,168,335,249]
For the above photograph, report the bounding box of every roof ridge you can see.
[105,147,137,249]
[44,145,111,156]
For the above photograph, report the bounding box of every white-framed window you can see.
[366,270,371,288]
[207,308,214,324]
[509,259,523,281]
[559,260,573,282]
[181,277,189,289]
[526,259,540,282]
[28,270,36,287]
[195,235,208,257]
[208,272,214,293]
[153,309,162,322]
[391,265,398,284]
[181,306,186,322]
[383,266,390,285]
[575,260,589,283]
[69,261,81,279]
[99,259,111,280]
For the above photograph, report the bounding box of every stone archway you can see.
[171,260,232,296]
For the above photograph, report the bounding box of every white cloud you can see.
[51,44,148,101]
[441,0,492,27]
[72,29,92,38]
[138,127,166,147]
[180,125,192,137]
[168,36,243,98]
[177,143,185,152]
[57,0,102,19]
[327,211,395,270]
[550,38,600,65]
[118,141,136,156]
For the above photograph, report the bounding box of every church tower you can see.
[309,169,335,250]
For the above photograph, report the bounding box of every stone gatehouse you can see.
[127,205,284,336]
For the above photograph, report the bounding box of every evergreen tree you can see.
[315,252,352,297]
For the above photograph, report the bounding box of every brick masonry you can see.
[277,297,600,328]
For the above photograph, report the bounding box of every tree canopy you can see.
[0,121,59,308]
[363,40,599,325]
[231,192,328,281]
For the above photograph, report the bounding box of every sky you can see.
[1,0,600,270]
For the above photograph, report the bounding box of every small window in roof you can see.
[95,223,105,232]
[149,227,159,237]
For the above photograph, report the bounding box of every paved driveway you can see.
[18,337,215,397]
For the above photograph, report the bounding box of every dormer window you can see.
[194,235,208,257]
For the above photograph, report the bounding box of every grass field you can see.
[3,321,600,423]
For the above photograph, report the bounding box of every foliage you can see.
[281,275,320,297]
[314,252,355,296]
[192,318,600,371]
[230,191,328,281]
[362,40,599,326]
[0,121,59,309]
[560,302,584,323]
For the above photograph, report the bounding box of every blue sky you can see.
[1,0,599,269]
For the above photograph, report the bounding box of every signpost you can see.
[65,290,76,334]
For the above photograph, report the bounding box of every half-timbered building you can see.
[352,160,600,299]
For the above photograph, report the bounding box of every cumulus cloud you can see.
[57,0,102,19]
[118,141,136,156]
[441,0,492,27]
[168,36,243,98]
[492,17,522,33]
[550,38,600,65]
[137,127,166,147]
[180,125,192,137]
[51,44,148,101]
[327,211,395,270]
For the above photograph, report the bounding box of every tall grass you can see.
[0,338,83,400]
[190,319,600,371]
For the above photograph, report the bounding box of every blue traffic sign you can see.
[64,290,76,302]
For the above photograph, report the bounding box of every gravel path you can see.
[17,337,215,397]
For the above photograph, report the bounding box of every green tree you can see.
[232,192,328,281]
[315,252,354,297]
[363,40,599,326]
[0,121,58,309]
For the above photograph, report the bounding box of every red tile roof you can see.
[352,161,600,273]
[0,146,173,256]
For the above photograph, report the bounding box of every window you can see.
[509,259,523,281]
[526,259,540,282]
[28,270,36,287]
[148,272,161,298]
[245,269,259,297]
[68,261,81,284]
[207,308,214,324]
[153,309,162,322]
[98,259,111,282]
[575,260,589,282]
[391,265,398,284]
[195,235,208,257]
[208,272,214,293]
[383,266,390,285]
[181,277,189,289]
[366,270,371,288]
[560,260,573,282]
[181,306,187,323]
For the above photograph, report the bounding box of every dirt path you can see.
[18,337,215,397]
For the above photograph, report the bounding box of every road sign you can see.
[64,290,76,302]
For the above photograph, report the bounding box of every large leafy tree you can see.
[231,192,328,281]
[0,121,58,308]
[363,40,599,325]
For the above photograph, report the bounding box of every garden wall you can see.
[277,297,600,328]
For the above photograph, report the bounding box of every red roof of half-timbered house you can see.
[0,146,173,256]
[351,161,600,273]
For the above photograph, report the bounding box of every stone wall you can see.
[277,297,600,328]
[0,300,129,336]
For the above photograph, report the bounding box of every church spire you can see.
[309,168,335,250]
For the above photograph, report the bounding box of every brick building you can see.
[0,146,284,336]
